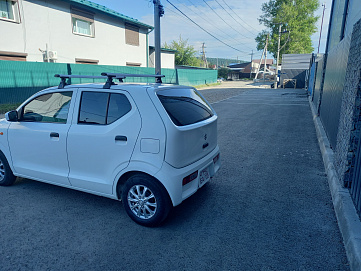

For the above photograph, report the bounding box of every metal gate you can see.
[307,62,316,96]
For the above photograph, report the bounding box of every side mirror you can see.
[5,110,18,122]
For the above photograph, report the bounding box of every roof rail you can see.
[55,72,165,89]
[101,73,165,84]
[54,74,107,89]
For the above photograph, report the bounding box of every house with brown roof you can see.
[228,59,274,80]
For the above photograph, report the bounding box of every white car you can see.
[0,73,220,227]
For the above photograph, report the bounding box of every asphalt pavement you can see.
[0,82,349,270]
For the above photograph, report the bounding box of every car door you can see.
[7,90,75,186]
[66,89,141,195]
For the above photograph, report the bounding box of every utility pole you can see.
[250,50,254,62]
[263,34,269,83]
[249,50,254,79]
[318,3,326,54]
[274,24,282,89]
[274,23,289,88]
[201,43,208,68]
[153,0,164,78]
[254,43,266,81]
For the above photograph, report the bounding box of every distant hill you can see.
[197,57,247,68]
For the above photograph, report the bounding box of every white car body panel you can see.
[6,89,76,186]
[8,121,72,185]
[0,82,220,211]
[0,120,12,169]
[147,86,218,168]
[67,88,141,194]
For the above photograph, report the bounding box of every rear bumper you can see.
[155,145,220,206]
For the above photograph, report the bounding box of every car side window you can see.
[78,91,131,125]
[21,92,73,123]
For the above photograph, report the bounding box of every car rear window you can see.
[157,88,213,126]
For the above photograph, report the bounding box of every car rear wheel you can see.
[121,174,171,227]
[0,151,16,186]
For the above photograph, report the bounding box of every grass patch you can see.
[0,103,21,114]
[193,82,221,89]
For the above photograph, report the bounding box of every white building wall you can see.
[0,0,149,66]
[149,50,175,69]
[160,52,175,69]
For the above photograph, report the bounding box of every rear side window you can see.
[157,88,213,126]
[79,91,131,125]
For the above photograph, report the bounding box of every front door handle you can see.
[50,132,59,138]
[115,135,127,142]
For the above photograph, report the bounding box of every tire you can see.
[0,151,16,186]
[121,174,171,227]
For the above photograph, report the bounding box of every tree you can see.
[163,36,202,67]
[255,0,319,60]
[217,67,229,79]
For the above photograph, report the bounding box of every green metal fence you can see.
[177,68,217,86]
[0,60,216,104]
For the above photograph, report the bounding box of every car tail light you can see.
[182,171,198,186]
[213,153,220,164]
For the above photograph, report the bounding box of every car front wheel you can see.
[121,174,171,227]
[0,151,16,186]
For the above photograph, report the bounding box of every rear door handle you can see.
[115,135,127,142]
[50,132,59,138]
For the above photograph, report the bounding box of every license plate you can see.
[199,167,210,186]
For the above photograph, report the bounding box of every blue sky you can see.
[93,0,332,61]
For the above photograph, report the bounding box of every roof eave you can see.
[68,0,154,30]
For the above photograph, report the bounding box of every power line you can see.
[165,5,250,48]
[183,0,253,47]
[165,0,249,53]
[220,0,260,33]
[201,0,253,41]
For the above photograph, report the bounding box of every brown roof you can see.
[252,59,274,65]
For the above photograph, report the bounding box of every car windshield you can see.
[157,88,213,126]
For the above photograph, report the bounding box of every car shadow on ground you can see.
[10,177,211,228]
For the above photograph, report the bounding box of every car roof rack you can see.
[101,73,165,84]
[54,74,107,89]
[55,73,165,89]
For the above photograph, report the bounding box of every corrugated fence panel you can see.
[308,62,316,95]
[282,54,312,69]
[177,69,217,86]
[0,61,215,104]
[320,35,351,148]
[0,61,68,104]
[312,56,324,107]
[70,64,178,84]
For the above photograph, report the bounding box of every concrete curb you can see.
[309,97,361,271]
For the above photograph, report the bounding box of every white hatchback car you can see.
[0,73,220,226]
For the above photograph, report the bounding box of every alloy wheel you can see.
[0,159,5,182]
[127,185,157,220]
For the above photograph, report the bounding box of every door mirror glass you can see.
[5,110,18,122]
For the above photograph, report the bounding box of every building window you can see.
[125,23,139,46]
[126,62,141,67]
[75,58,99,65]
[0,0,20,23]
[71,7,94,37]
[0,51,27,61]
